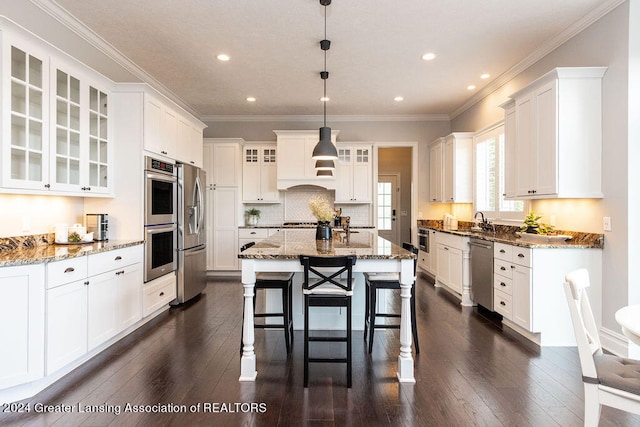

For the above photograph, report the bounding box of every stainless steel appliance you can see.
[174,162,207,304]
[469,238,494,310]
[417,227,429,252]
[86,213,108,241]
[144,156,178,283]
[144,157,177,226]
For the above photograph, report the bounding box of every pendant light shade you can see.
[312,127,337,160]
[315,159,335,170]
[317,169,333,177]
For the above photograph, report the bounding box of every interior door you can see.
[377,174,400,245]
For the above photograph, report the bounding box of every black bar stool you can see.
[240,242,294,354]
[364,242,420,354]
[299,254,356,388]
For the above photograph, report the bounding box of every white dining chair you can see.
[564,268,640,426]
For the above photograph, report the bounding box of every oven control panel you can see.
[146,157,175,175]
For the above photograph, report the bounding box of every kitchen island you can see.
[238,229,417,383]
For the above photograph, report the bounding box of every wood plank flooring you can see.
[2,273,640,426]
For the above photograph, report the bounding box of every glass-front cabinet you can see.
[1,28,112,195]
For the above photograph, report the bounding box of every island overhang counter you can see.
[238,229,417,383]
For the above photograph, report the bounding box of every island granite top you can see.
[238,229,415,260]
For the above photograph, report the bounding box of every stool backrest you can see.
[299,255,356,293]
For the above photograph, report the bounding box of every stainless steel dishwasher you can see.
[469,238,494,310]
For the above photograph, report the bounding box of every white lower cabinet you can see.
[0,264,45,389]
[435,232,468,296]
[142,272,177,317]
[493,242,602,346]
[45,245,143,374]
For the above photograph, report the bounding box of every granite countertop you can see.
[418,220,604,249]
[239,224,375,229]
[0,239,144,267]
[238,229,414,260]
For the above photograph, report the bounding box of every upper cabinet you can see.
[1,27,113,196]
[502,67,607,199]
[143,92,205,168]
[242,144,279,203]
[335,144,372,203]
[205,139,242,187]
[429,133,472,203]
[274,130,339,189]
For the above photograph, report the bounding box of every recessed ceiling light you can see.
[394,96,404,102]
[480,73,490,79]
[320,97,330,102]
[467,85,476,90]
[421,52,436,61]
[217,54,230,61]
[246,97,256,102]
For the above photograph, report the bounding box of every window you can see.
[377,182,393,230]
[474,124,525,221]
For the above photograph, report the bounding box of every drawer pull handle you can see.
[250,232,256,235]
[500,266,506,271]
[511,265,516,269]
[115,256,122,261]
[517,253,525,258]
[500,282,506,287]
[500,249,506,253]
[84,281,89,286]
[500,301,506,306]
[64,267,75,273]
[159,291,165,297]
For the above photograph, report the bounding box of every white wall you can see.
[0,194,83,237]
[451,3,632,335]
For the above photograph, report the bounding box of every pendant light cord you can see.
[323,3,327,127]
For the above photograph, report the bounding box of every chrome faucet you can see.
[474,211,485,224]
[474,211,494,232]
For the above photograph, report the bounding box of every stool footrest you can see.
[255,313,285,318]
[255,324,287,329]
[371,324,400,329]
[375,313,401,318]
[309,336,348,342]
[309,357,348,364]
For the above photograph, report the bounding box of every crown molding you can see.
[449,0,626,119]
[29,0,200,118]
[201,114,450,123]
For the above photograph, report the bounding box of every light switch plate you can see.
[603,216,612,231]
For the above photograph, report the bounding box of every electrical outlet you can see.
[21,216,30,232]
[603,216,612,231]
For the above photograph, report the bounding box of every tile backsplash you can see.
[243,185,372,226]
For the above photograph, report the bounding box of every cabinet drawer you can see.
[238,228,269,239]
[47,257,88,289]
[143,273,177,317]
[494,289,512,319]
[494,275,512,296]
[494,243,512,261]
[494,259,512,280]
[511,247,531,267]
[88,246,143,277]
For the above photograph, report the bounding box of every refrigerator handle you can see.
[194,175,204,235]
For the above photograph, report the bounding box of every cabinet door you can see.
[259,147,279,202]
[87,271,119,350]
[161,107,178,159]
[429,142,443,202]
[3,42,49,190]
[242,146,261,201]
[448,247,463,294]
[534,81,558,196]
[118,262,143,331]
[86,85,110,193]
[512,265,532,330]
[210,143,240,187]
[212,186,239,270]
[143,94,163,156]
[0,264,45,388]
[46,280,87,374]
[443,138,454,202]
[503,103,517,198]
[335,147,352,201]
[436,244,449,285]
[515,93,535,196]
[352,147,371,202]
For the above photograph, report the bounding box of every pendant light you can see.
[313,0,337,176]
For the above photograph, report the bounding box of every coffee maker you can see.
[86,213,108,241]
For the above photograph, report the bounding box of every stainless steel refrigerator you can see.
[175,162,207,304]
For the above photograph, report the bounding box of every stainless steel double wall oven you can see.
[144,157,177,282]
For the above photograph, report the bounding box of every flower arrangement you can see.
[308,195,335,223]
[520,212,555,235]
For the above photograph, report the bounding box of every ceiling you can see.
[45,0,615,119]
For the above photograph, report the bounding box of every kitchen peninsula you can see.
[238,229,417,383]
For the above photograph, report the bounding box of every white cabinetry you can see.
[46,245,142,374]
[274,130,338,189]
[1,27,113,195]
[144,93,205,166]
[493,242,602,346]
[239,227,269,250]
[335,144,372,203]
[204,139,241,271]
[504,67,606,199]
[434,232,470,301]
[142,272,177,317]
[429,133,472,203]
[501,100,517,198]
[242,144,279,203]
[0,264,45,389]
[428,139,443,202]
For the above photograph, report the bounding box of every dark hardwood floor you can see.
[3,273,640,426]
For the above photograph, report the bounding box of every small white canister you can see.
[54,224,69,243]
[69,223,87,236]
